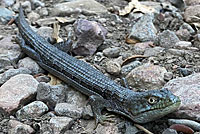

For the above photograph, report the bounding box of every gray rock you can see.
[39,122,54,134]
[66,88,87,107]
[0,68,31,85]
[163,73,200,122]
[12,3,20,12]
[168,119,200,131]
[0,57,13,73]
[154,8,183,31]
[141,1,177,13]
[35,75,50,83]
[144,47,165,57]
[128,14,157,42]
[133,42,152,54]
[49,116,74,134]
[38,7,48,17]
[36,83,67,110]
[22,1,32,13]
[0,7,14,24]
[72,19,107,56]
[16,101,48,120]
[197,34,200,41]
[0,36,22,64]
[168,0,186,10]
[162,128,177,134]
[126,63,167,90]
[185,0,200,6]
[0,74,39,113]
[8,120,35,134]
[37,26,53,40]
[27,11,40,22]
[82,105,93,119]
[95,124,120,134]
[98,18,107,23]
[51,0,107,16]
[36,17,75,26]
[31,0,45,9]
[1,0,15,7]
[174,41,192,50]
[155,30,180,48]
[129,12,144,20]
[121,61,141,76]
[176,29,191,41]
[109,14,123,24]
[164,72,173,81]
[46,111,56,118]
[18,57,44,75]
[194,34,200,49]
[179,23,195,34]
[54,103,83,118]
[106,60,121,75]
[0,35,4,40]
[103,47,120,58]
[167,48,186,56]
[70,119,95,133]
[124,123,139,134]
[184,5,200,23]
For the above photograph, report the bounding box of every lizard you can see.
[14,5,181,125]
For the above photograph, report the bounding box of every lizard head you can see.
[123,88,181,123]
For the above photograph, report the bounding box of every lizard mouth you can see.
[130,100,181,123]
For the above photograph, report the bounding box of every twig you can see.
[134,124,154,134]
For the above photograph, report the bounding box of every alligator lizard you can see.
[14,5,181,124]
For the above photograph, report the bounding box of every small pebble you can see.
[121,61,141,76]
[0,35,4,40]
[162,128,178,134]
[38,7,48,16]
[170,124,194,134]
[27,11,40,22]
[106,60,121,75]
[103,47,120,58]
[2,0,15,7]
[168,119,200,131]
[22,1,32,13]
[164,72,173,81]
[16,101,49,120]
[54,103,83,118]
[31,0,45,9]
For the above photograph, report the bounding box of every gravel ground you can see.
[0,0,200,133]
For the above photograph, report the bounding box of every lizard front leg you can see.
[88,95,115,127]
[16,35,41,61]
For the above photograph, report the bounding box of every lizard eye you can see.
[148,97,157,104]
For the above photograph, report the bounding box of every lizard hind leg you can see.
[88,95,116,128]
[53,39,73,53]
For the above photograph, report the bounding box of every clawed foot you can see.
[94,113,116,129]
[88,95,116,129]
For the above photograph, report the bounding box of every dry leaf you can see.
[52,23,63,43]
[119,0,155,16]
[191,22,200,31]
[48,23,63,85]
[48,74,62,85]
[56,17,69,23]
[33,73,45,78]
[189,15,200,22]
[122,55,147,66]
[125,36,140,44]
